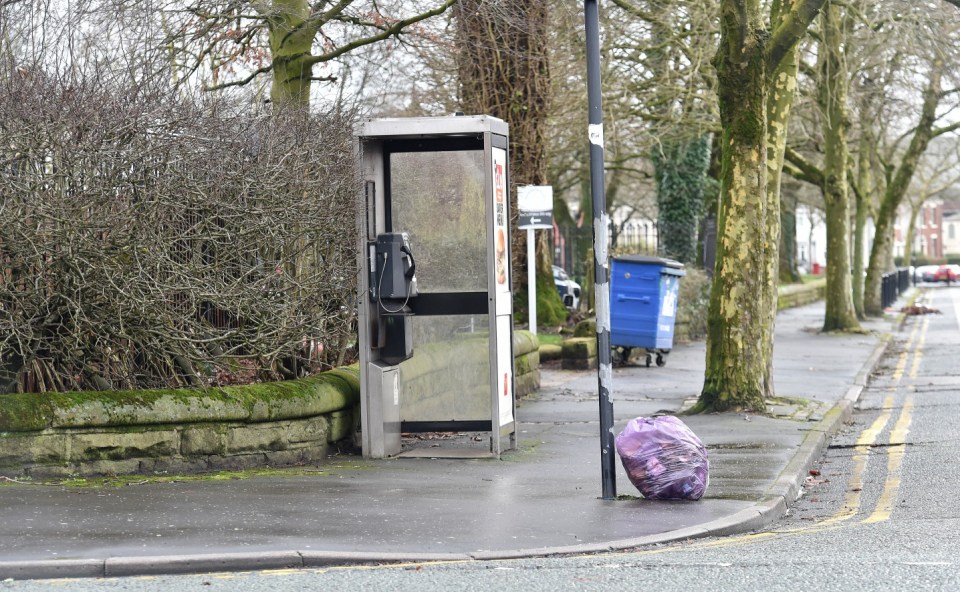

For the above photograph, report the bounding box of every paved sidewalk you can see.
[0,298,907,580]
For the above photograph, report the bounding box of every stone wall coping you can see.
[0,367,360,433]
[0,331,539,434]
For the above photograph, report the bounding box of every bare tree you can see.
[780,1,960,323]
[900,138,960,266]
[159,0,457,108]
[781,2,861,332]
[860,8,960,315]
[609,0,718,266]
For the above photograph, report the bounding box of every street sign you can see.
[519,212,552,229]
[518,185,553,229]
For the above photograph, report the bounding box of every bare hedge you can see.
[0,69,359,394]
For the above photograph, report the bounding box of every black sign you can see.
[518,211,553,229]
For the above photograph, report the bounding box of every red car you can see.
[933,264,960,283]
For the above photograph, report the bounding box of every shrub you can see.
[676,267,711,342]
[1,68,358,393]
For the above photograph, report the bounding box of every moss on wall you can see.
[1,332,541,477]
[0,367,361,433]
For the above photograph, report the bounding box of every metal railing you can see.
[881,268,911,309]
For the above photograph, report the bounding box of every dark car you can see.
[553,265,581,310]
[915,265,939,283]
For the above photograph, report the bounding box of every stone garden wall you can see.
[0,332,539,478]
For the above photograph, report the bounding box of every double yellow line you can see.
[636,308,926,555]
[823,311,922,527]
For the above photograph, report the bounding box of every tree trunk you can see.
[852,112,874,319]
[852,191,869,318]
[646,0,709,267]
[695,0,824,413]
[698,6,770,413]
[903,205,921,267]
[654,137,711,265]
[268,0,316,108]
[779,195,800,284]
[819,3,861,333]
[455,0,565,325]
[762,0,804,398]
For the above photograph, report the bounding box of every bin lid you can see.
[612,255,685,270]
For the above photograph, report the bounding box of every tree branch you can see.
[285,0,352,50]
[766,0,826,72]
[848,174,864,205]
[608,0,657,22]
[304,0,457,67]
[783,146,824,186]
[931,120,960,139]
[311,0,353,21]
[940,87,960,100]
[798,59,817,80]
[202,64,273,92]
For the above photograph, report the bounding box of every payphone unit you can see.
[371,232,417,303]
[356,115,515,459]
[369,232,417,366]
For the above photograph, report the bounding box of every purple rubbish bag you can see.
[615,416,709,500]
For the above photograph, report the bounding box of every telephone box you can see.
[356,116,516,459]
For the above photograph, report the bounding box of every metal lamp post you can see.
[584,0,616,500]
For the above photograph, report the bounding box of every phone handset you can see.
[373,232,418,313]
[400,242,416,279]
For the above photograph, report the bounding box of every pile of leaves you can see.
[900,305,941,316]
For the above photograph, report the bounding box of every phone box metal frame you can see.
[356,115,516,459]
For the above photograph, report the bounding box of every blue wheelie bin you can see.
[610,255,685,367]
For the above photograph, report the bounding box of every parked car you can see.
[553,265,581,310]
[915,264,939,283]
[933,264,960,283]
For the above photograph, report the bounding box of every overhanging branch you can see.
[202,65,273,92]
[766,0,827,72]
[784,146,824,186]
[304,0,457,67]
[931,120,960,139]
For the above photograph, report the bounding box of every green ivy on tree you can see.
[653,135,711,265]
